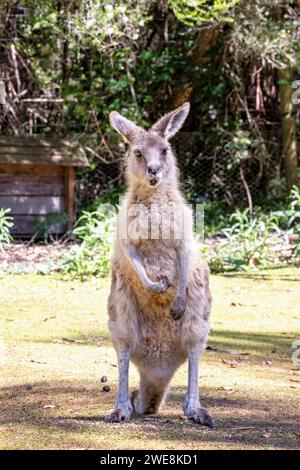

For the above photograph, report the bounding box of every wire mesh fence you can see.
[76,130,282,210]
[0,5,294,211]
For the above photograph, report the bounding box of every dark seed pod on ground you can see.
[101,375,107,383]
[102,385,110,392]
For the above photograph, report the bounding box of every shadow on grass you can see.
[25,328,299,358]
[220,264,300,282]
[23,330,111,348]
[208,330,294,357]
[24,329,295,360]
[0,380,299,450]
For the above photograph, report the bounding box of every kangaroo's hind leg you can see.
[105,271,134,423]
[105,346,133,423]
[132,370,171,415]
[183,344,214,428]
[182,263,214,428]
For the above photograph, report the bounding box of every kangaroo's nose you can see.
[147,165,161,176]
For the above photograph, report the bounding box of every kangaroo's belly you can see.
[131,314,186,373]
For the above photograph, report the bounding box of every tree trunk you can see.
[170,24,222,108]
[278,67,299,192]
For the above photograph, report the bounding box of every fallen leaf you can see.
[231,351,250,356]
[220,385,236,392]
[233,426,256,431]
[206,345,231,354]
[230,302,257,307]
[222,359,241,367]
[206,345,218,351]
[28,359,47,364]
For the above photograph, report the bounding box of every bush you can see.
[205,209,279,272]
[202,187,300,273]
[272,185,300,258]
[0,208,13,251]
[203,200,231,237]
[63,204,116,279]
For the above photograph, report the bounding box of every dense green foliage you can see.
[0,0,299,275]
[59,186,299,278]
[63,203,116,278]
[1,0,299,206]
[205,186,300,272]
[170,0,240,24]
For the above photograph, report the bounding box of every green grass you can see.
[0,267,300,450]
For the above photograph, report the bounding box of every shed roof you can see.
[0,137,89,167]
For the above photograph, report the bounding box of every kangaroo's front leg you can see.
[106,347,133,423]
[170,242,191,320]
[183,345,215,428]
[124,242,170,293]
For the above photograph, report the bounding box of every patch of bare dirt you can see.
[0,241,74,273]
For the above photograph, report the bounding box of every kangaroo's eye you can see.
[134,150,142,158]
[161,148,168,157]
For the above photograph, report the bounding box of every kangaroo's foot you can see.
[183,396,214,429]
[105,400,133,423]
[186,407,214,428]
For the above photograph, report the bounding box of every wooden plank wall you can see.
[0,164,66,235]
[0,138,88,166]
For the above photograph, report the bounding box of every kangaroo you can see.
[106,102,214,428]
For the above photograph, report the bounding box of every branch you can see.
[240,165,253,214]
[84,146,122,165]
[10,44,21,93]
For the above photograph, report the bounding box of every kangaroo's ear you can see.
[109,111,142,143]
[150,102,190,139]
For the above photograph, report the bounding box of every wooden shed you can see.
[0,137,89,237]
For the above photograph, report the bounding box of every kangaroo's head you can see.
[109,103,190,189]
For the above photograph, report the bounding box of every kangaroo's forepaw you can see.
[187,408,215,429]
[150,277,170,293]
[170,296,186,320]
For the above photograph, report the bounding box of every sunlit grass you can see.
[0,267,299,449]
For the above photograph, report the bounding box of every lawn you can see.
[0,267,299,450]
